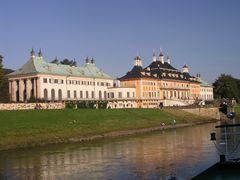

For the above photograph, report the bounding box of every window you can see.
[44,89,48,101]
[118,92,122,98]
[127,92,130,98]
[104,91,107,99]
[111,92,114,98]
[80,91,83,98]
[92,91,94,98]
[132,92,135,97]
[74,90,77,98]
[58,89,62,100]
[99,91,102,99]
[54,79,58,84]
[86,91,89,98]
[43,78,48,83]
[51,89,55,101]
[67,90,71,99]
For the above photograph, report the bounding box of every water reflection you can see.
[214,118,240,160]
[0,123,218,180]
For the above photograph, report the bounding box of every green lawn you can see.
[0,108,213,150]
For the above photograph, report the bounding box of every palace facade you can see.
[7,49,136,108]
[7,49,213,108]
[196,74,214,101]
[119,50,213,108]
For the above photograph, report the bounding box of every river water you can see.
[0,123,219,180]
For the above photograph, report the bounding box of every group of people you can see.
[160,119,176,128]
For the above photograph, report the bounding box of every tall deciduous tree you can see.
[0,55,3,86]
[213,74,240,102]
[0,55,10,102]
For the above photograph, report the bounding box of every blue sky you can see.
[1,0,240,82]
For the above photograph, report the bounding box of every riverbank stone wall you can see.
[182,107,220,120]
[0,102,65,111]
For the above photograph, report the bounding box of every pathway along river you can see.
[0,122,221,180]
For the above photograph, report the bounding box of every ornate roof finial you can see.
[152,49,157,62]
[159,48,164,63]
[31,48,35,57]
[134,55,142,67]
[159,48,163,56]
[38,49,43,57]
[91,58,95,64]
[166,53,170,64]
[85,57,89,64]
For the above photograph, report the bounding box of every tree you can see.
[0,55,3,86]
[0,55,10,102]
[213,74,240,102]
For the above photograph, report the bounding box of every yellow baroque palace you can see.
[119,50,213,108]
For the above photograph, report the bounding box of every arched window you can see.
[51,89,55,101]
[58,89,62,100]
[99,91,102,99]
[104,91,107,99]
[44,89,48,101]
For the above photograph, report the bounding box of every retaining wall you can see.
[0,102,65,111]
[182,107,220,120]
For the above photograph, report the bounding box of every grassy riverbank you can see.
[0,108,215,150]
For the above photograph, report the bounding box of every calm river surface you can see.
[0,123,219,180]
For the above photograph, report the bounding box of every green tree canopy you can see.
[0,55,3,86]
[213,74,240,102]
[0,55,9,102]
